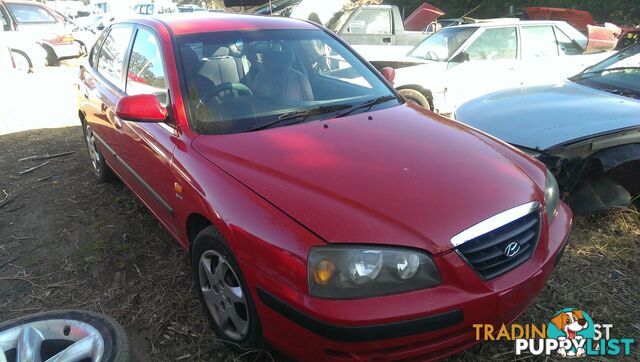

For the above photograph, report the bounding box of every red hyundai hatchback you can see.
[77,13,572,361]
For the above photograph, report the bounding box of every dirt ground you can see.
[1,66,638,361]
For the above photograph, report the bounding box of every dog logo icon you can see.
[547,308,595,357]
[504,242,520,257]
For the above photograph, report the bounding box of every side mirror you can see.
[381,67,396,85]
[116,94,168,122]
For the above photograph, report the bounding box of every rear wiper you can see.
[335,95,397,118]
[248,104,352,132]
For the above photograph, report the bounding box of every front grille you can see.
[456,211,541,280]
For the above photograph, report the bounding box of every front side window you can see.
[521,26,559,58]
[345,9,391,34]
[409,27,478,62]
[7,4,56,23]
[177,29,398,135]
[97,26,133,89]
[465,27,517,61]
[571,45,640,99]
[126,28,167,104]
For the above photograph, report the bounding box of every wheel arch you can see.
[9,48,32,68]
[186,212,213,248]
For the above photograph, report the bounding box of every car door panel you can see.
[445,27,519,111]
[84,25,133,163]
[117,26,177,232]
[340,8,395,60]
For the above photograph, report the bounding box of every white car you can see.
[392,20,614,116]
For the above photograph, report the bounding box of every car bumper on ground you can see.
[249,202,572,361]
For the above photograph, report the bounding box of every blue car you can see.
[456,45,640,213]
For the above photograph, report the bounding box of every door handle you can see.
[383,37,392,44]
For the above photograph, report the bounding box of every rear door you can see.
[83,24,134,160]
[517,24,612,87]
[117,25,177,230]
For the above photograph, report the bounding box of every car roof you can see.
[121,12,318,36]
[450,19,568,28]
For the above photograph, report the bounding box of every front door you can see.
[445,26,519,111]
[340,8,395,60]
[117,25,177,232]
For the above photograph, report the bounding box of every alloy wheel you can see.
[84,125,101,172]
[198,250,250,341]
[0,319,105,361]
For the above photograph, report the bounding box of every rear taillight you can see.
[62,34,74,43]
[46,34,75,45]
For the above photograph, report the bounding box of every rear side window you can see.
[126,28,168,104]
[554,27,583,55]
[465,27,517,61]
[89,29,109,67]
[7,4,56,23]
[97,26,133,89]
[521,26,559,58]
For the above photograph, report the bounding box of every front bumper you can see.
[248,202,572,361]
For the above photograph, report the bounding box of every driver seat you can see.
[199,46,244,87]
[252,44,313,101]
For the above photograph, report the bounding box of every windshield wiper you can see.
[248,104,352,132]
[335,95,397,118]
[573,66,640,79]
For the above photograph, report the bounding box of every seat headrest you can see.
[204,46,230,58]
[258,42,295,69]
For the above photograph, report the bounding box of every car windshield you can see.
[177,29,398,135]
[571,45,640,99]
[408,26,478,61]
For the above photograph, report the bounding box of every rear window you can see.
[7,4,56,23]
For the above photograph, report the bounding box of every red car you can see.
[78,13,572,361]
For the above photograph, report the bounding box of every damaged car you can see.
[388,20,614,116]
[456,44,640,213]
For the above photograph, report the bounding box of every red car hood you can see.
[192,104,544,254]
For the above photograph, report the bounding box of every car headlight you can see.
[544,170,559,222]
[308,246,440,299]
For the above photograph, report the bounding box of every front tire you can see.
[83,122,114,182]
[191,226,263,351]
[398,89,431,110]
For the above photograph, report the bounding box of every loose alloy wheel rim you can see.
[0,319,105,362]
[84,125,101,172]
[198,250,250,341]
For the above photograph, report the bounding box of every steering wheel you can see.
[425,50,440,61]
[204,82,253,101]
